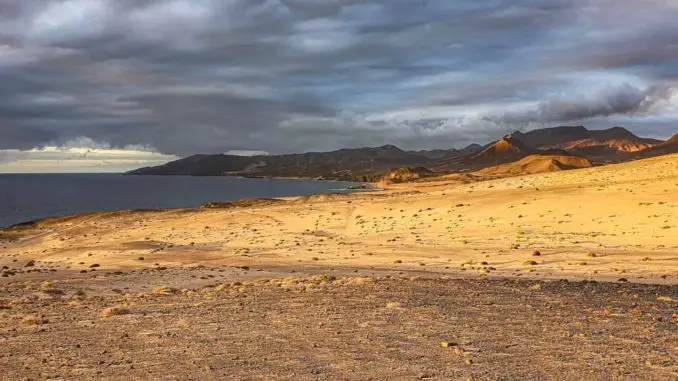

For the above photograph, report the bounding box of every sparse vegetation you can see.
[153,286,180,296]
[19,315,44,327]
[100,306,130,317]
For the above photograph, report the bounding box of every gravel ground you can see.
[1,273,676,380]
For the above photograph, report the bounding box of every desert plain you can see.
[1,154,677,380]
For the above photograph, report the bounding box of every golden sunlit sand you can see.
[2,153,677,284]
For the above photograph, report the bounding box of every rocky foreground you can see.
[1,274,676,380]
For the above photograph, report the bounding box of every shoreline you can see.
[125,172,376,183]
[0,175,377,229]
[2,154,677,286]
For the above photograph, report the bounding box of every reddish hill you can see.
[513,126,661,159]
[477,154,592,176]
[466,134,536,166]
[629,133,678,159]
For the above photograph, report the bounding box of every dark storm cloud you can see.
[491,85,677,125]
[0,0,677,157]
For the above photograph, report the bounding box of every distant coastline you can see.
[0,174,367,229]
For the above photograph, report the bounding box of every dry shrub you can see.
[345,277,374,285]
[100,306,130,317]
[152,286,180,296]
[177,318,189,329]
[40,281,54,290]
[19,316,44,327]
[40,281,64,295]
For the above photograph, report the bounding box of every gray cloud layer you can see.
[491,85,677,125]
[0,0,677,156]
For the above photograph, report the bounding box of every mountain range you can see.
[127,126,677,181]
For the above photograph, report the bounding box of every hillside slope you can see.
[128,126,670,180]
[378,166,435,184]
[477,154,592,176]
[432,134,538,171]
[513,126,661,160]
[628,133,678,159]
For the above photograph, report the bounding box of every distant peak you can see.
[377,144,403,151]
[501,133,526,144]
[492,134,529,151]
[606,126,633,134]
[549,125,588,132]
[597,126,638,140]
[464,143,482,149]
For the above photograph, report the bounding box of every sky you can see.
[0,0,677,172]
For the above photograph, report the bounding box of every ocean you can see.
[0,174,360,228]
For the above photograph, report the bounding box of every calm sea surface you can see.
[0,174,359,228]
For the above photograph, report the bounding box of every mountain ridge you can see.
[128,126,673,181]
